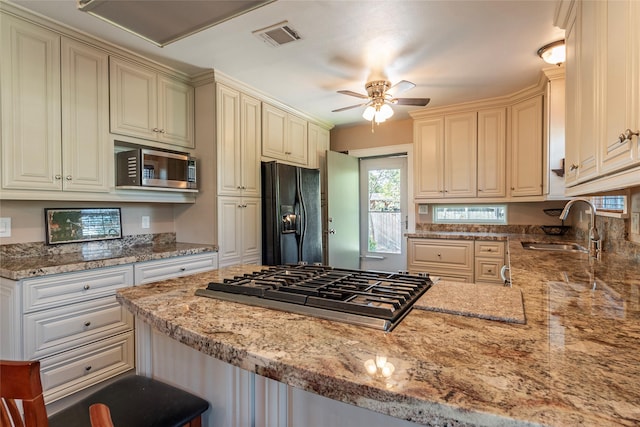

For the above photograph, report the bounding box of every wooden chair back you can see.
[0,360,49,427]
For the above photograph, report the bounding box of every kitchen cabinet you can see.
[133,253,218,285]
[559,0,640,194]
[110,57,194,149]
[308,122,330,260]
[217,196,261,267]
[408,238,474,282]
[477,108,507,197]
[414,109,505,199]
[0,16,110,193]
[509,95,543,197]
[598,0,640,175]
[216,83,261,197]
[408,238,506,284]
[0,265,135,404]
[262,103,308,165]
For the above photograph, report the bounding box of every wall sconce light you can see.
[537,40,566,65]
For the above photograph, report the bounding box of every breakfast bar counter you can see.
[116,235,640,427]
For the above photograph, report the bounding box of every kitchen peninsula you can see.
[117,235,640,427]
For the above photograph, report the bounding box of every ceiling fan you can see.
[332,80,430,124]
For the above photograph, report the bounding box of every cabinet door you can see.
[575,0,598,182]
[262,103,288,160]
[216,84,241,196]
[240,94,262,197]
[599,0,639,173]
[413,118,445,198]
[564,2,579,186]
[240,198,261,263]
[477,108,506,197]
[444,112,477,197]
[61,38,110,192]
[308,123,330,196]
[157,75,194,148]
[109,57,157,140]
[510,95,543,197]
[286,114,309,165]
[1,15,62,191]
[218,196,242,267]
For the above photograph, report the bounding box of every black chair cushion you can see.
[48,375,209,427]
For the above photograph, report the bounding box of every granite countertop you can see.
[116,235,640,426]
[0,242,216,280]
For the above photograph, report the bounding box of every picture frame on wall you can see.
[44,208,123,245]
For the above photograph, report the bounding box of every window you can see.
[592,195,628,217]
[433,205,507,224]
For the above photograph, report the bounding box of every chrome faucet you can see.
[559,198,601,259]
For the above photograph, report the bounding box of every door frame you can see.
[347,144,415,235]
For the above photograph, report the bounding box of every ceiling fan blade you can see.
[337,90,368,99]
[332,103,367,112]
[387,80,415,97]
[393,97,431,106]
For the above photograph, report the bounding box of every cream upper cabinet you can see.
[61,38,111,192]
[510,95,543,197]
[564,3,579,186]
[216,83,261,197]
[109,57,194,149]
[1,16,110,193]
[414,117,445,198]
[477,108,506,198]
[598,0,640,174]
[262,103,308,165]
[444,112,477,198]
[307,122,330,196]
[1,14,62,191]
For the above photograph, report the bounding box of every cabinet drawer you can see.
[474,241,505,258]
[23,265,134,313]
[40,331,134,404]
[24,296,133,359]
[134,253,217,285]
[474,258,504,284]
[408,239,473,272]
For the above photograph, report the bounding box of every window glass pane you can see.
[592,195,625,212]
[367,168,401,253]
[433,205,507,224]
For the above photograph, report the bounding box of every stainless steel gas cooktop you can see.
[195,264,433,331]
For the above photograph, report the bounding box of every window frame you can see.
[432,204,507,225]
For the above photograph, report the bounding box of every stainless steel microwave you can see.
[116,148,197,190]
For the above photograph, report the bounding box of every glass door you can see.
[359,156,407,273]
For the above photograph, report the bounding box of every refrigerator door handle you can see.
[296,169,307,261]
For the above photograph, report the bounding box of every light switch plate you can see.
[141,216,150,229]
[0,217,11,237]
[631,213,640,235]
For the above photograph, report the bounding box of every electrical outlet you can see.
[0,217,11,237]
[632,213,640,235]
[141,216,150,229]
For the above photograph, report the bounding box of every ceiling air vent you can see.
[253,21,301,47]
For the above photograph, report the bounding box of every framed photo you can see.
[45,208,123,245]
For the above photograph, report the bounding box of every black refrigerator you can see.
[262,161,323,266]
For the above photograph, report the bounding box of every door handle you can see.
[361,255,385,260]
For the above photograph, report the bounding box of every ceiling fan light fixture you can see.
[362,105,376,121]
[379,103,394,120]
[537,40,566,65]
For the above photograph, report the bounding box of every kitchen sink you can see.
[521,241,588,253]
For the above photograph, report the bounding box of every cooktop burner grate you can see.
[195,264,433,331]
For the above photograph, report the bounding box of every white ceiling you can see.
[10,0,564,129]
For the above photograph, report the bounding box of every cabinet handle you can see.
[510,187,515,190]
[84,321,91,327]
[159,129,166,134]
[54,174,62,180]
[83,284,90,290]
[152,128,160,132]
[620,128,640,142]
[437,253,441,257]
[478,189,483,192]
[487,248,492,252]
[569,164,579,171]
[65,175,72,181]
[85,366,92,372]
[488,269,493,273]
[179,267,186,272]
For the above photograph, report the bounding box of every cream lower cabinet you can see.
[217,196,261,267]
[133,253,218,285]
[1,14,111,193]
[408,239,474,282]
[408,238,506,285]
[0,265,135,404]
